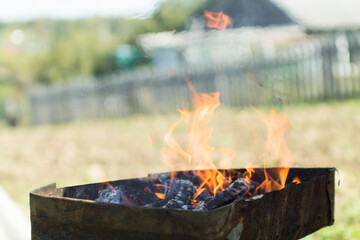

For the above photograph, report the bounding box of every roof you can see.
[195,0,295,29]
[195,0,360,31]
[272,0,360,31]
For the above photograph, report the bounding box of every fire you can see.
[250,106,295,194]
[154,183,167,199]
[159,79,299,202]
[292,177,301,184]
[155,193,165,199]
[161,78,231,197]
[203,10,233,30]
[94,79,301,207]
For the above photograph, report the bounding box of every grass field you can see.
[0,100,359,239]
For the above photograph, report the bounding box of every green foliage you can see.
[0,0,205,120]
[152,0,205,31]
[0,0,205,86]
[0,83,18,114]
[22,18,121,83]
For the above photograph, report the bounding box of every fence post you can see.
[321,36,336,99]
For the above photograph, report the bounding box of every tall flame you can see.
[161,78,231,197]
[204,10,233,30]
[250,106,295,194]
[160,79,298,201]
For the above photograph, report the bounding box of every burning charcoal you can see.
[161,179,194,209]
[145,180,181,208]
[195,200,205,209]
[194,178,250,211]
[146,179,194,208]
[158,174,170,185]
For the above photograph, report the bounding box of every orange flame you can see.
[204,10,233,30]
[249,106,295,194]
[243,168,255,182]
[162,78,232,197]
[155,192,166,199]
[161,79,298,202]
[292,177,301,184]
[154,183,167,199]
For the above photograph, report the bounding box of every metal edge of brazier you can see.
[30,168,335,240]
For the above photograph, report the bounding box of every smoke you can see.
[96,186,126,204]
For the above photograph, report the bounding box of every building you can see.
[139,0,360,73]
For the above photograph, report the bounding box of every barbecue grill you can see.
[30,167,335,240]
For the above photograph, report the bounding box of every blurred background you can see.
[0,0,359,239]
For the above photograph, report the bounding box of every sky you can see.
[0,0,161,22]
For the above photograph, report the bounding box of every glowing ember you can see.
[154,192,165,199]
[292,176,301,184]
[203,10,233,30]
[154,183,167,199]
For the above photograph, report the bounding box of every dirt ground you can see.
[0,100,359,239]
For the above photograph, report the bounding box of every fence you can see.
[28,31,360,125]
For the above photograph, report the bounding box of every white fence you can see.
[28,32,360,124]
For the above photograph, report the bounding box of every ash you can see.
[96,186,126,204]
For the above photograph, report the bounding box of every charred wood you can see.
[194,178,251,211]
[146,179,194,209]
[162,180,194,209]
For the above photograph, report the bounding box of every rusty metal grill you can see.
[30,168,335,240]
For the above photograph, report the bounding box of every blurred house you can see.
[28,0,360,124]
[139,26,306,73]
[139,0,360,73]
[272,0,360,32]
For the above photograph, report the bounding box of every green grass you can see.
[0,100,359,238]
